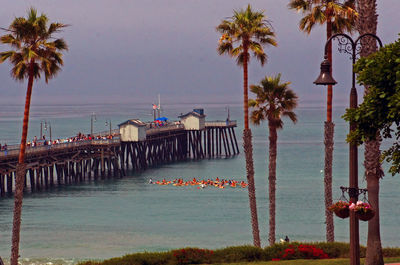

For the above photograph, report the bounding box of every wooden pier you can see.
[0,120,239,196]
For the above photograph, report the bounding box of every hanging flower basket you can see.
[328,201,350,219]
[356,210,375,221]
[349,201,375,221]
[335,208,350,219]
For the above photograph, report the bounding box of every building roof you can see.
[178,111,206,119]
[118,119,147,127]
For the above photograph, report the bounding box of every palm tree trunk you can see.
[10,60,34,265]
[268,124,277,245]
[325,15,335,243]
[243,45,260,247]
[365,138,383,265]
[356,1,383,264]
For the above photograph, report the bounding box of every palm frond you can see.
[292,0,357,35]
[0,51,16,63]
[0,8,68,82]
[217,41,233,55]
[216,4,276,68]
[288,0,310,12]
[249,73,298,128]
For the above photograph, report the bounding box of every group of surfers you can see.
[149,177,248,189]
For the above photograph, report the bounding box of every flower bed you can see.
[272,244,330,261]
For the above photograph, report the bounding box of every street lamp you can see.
[40,120,44,139]
[314,33,382,265]
[40,120,51,141]
[44,121,52,142]
[105,120,112,137]
[90,112,97,136]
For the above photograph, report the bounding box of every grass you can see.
[214,257,400,264]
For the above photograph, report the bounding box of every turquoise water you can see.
[0,103,399,264]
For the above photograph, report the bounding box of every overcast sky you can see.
[0,0,399,106]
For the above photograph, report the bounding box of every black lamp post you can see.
[314,33,382,265]
[40,120,51,141]
[44,121,52,142]
[105,120,112,137]
[90,112,96,136]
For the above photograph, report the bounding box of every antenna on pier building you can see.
[157,94,161,118]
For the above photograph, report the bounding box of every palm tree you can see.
[0,8,68,265]
[288,0,357,242]
[249,74,298,245]
[216,4,277,247]
[356,1,384,264]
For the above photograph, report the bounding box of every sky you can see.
[0,0,399,106]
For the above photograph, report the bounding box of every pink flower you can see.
[349,203,356,210]
[356,201,363,206]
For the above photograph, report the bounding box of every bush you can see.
[312,242,350,258]
[383,247,400,257]
[80,252,172,265]
[212,245,265,263]
[172,248,213,264]
[78,243,400,265]
[270,244,329,261]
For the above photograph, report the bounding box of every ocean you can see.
[0,102,399,264]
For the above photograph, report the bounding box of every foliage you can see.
[79,252,172,265]
[272,244,329,260]
[342,36,400,175]
[78,243,400,265]
[328,201,350,212]
[216,4,277,66]
[287,0,357,34]
[349,201,373,214]
[249,74,298,128]
[172,248,213,265]
[0,7,68,82]
[212,245,266,263]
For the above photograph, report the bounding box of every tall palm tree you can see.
[288,0,357,242]
[249,74,298,245]
[0,8,68,265]
[216,4,277,247]
[356,1,384,264]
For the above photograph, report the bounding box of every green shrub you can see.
[272,244,329,260]
[80,252,172,265]
[212,245,265,263]
[383,247,400,257]
[78,243,400,265]
[171,248,213,264]
[312,242,350,258]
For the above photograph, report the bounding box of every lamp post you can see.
[90,112,96,136]
[314,33,382,265]
[40,120,44,139]
[44,121,52,142]
[40,120,51,141]
[105,120,112,137]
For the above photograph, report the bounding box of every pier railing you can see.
[91,129,120,138]
[205,120,237,127]
[146,123,184,135]
[0,138,120,158]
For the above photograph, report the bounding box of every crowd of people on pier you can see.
[0,143,7,151]
[149,177,248,189]
[26,132,117,148]
[0,133,117,153]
